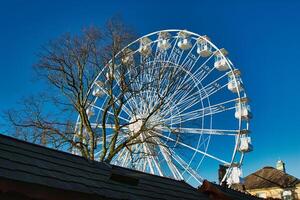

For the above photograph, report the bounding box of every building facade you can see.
[237,161,300,200]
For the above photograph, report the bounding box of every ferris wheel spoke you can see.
[191,51,216,80]
[162,105,235,125]
[166,53,208,100]
[179,128,239,136]
[169,149,203,184]
[154,131,230,165]
[162,78,197,108]
[151,155,164,176]
[199,83,228,100]
[95,81,133,117]
[95,135,125,159]
[180,43,199,69]
[147,154,164,176]
[166,37,180,63]
[152,137,183,180]
[110,146,126,164]
[200,71,230,92]
[163,97,238,124]
[141,135,165,176]
[142,143,155,174]
[170,106,235,125]
[159,89,198,119]
[193,50,222,83]
[156,127,239,136]
[96,134,114,145]
[168,70,229,111]
[166,93,200,115]
[92,105,130,122]
[139,134,158,175]
[161,94,201,120]
[120,91,140,115]
[113,67,149,116]
[116,146,127,160]
[169,47,184,65]
[84,123,115,129]
[161,146,183,180]
[158,70,209,117]
[126,98,141,115]
[119,149,130,167]
[165,55,229,108]
[156,69,203,116]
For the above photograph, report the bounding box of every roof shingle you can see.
[0,134,208,200]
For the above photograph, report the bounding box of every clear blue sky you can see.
[0,0,299,179]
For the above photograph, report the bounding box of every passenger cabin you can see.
[238,136,253,153]
[228,69,243,93]
[214,48,229,71]
[92,87,103,97]
[177,31,192,50]
[197,35,212,57]
[121,48,134,65]
[92,81,105,97]
[157,31,171,51]
[226,166,244,185]
[139,37,152,56]
[106,63,118,80]
[235,97,252,120]
[86,106,95,117]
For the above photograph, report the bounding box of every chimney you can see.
[276,160,286,173]
[218,165,228,186]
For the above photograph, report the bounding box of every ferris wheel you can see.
[75,29,252,187]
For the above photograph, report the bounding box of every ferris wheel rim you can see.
[74,29,251,186]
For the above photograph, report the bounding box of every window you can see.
[256,192,266,198]
[282,190,293,200]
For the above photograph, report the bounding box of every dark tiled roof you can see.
[0,134,209,200]
[242,167,300,190]
[199,180,262,200]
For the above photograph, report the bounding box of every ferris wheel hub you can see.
[128,115,144,134]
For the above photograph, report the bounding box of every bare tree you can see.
[4,17,185,165]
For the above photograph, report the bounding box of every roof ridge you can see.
[0,133,83,158]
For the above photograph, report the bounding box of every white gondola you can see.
[157,31,171,51]
[226,166,244,185]
[139,37,152,56]
[177,31,192,50]
[214,48,229,71]
[95,80,104,87]
[197,35,212,57]
[121,48,134,65]
[92,87,103,97]
[238,136,253,152]
[235,97,252,120]
[106,63,118,80]
[86,106,95,117]
[92,81,105,97]
[228,69,243,93]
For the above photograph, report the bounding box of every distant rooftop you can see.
[242,166,300,190]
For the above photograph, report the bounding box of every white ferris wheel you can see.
[75,29,253,187]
